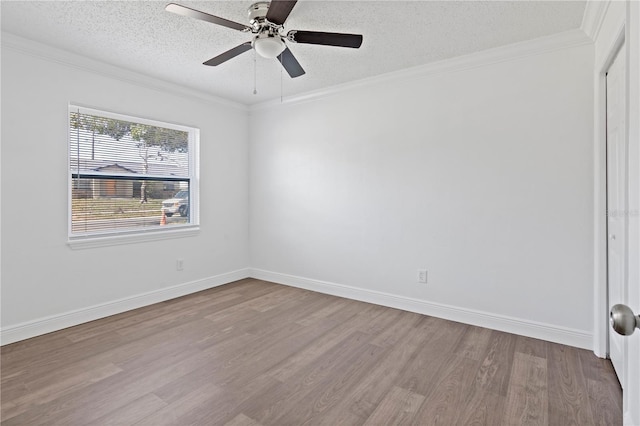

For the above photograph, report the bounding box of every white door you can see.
[606,46,627,387]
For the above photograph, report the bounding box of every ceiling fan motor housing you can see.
[248,2,270,23]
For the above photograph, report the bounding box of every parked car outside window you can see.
[161,190,189,217]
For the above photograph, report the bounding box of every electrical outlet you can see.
[417,269,427,283]
[176,259,184,271]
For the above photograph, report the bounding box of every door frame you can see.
[593,22,626,359]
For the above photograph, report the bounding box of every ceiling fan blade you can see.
[165,3,250,32]
[203,42,253,66]
[266,0,298,25]
[277,47,305,78]
[288,31,363,48]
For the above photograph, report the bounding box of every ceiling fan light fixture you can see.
[253,35,286,59]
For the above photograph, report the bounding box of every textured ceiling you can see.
[1,1,586,105]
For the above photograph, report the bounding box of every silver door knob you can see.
[610,304,640,336]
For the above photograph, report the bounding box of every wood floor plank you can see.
[503,352,548,426]
[93,317,220,370]
[64,293,222,343]
[0,382,28,415]
[547,342,596,426]
[454,386,507,425]
[207,318,341,390]
[369,310,423,347]
[182,374,283,425]
[134,382,224,426]
[87,393,167,426]
[0,332,75,365]
[320,318,438,424]
[473,329,517,396]
[240,332,378,424]
[363,386,425,425]
[355,304,404,336]
[150,340,259,404]
[411,355,479,425]
[514,335,549,359]
[0,330,126,385]
[295,297,362,326]
[62,279,260,344]
[113,291,245,340]
[586,378,623,426]
[0,279,622,426]
[394,316,467,396]
[454,325,492,360]
[265,304,381,382]
[216,286,298,315]
[224,413,263,426]
[240,291,337,336]
[1,363,123,422]
[2,351,202,425]
[204,286,310,324]
[269,342,388,425]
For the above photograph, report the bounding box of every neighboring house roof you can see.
[95,163,138,174]
[70,158,186,176]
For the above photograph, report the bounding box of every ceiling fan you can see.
[165,1,363,78]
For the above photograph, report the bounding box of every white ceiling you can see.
[1,1,587,105]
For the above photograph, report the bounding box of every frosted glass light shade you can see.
[254,36,285,59]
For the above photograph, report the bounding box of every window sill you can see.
[67,225,200,250]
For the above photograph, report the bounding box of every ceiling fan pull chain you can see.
[253,49,258,95]
[280,54,283,103]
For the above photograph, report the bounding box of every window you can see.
[68,105,199,246]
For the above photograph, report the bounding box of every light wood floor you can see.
[1,279,622,425]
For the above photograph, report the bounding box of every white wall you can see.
[1,31,597,351]
[1,38,250,335]
[249,42,595,345]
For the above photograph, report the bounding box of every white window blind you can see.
[69,106,199,241]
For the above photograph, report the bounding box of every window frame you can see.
[67,105,200,249]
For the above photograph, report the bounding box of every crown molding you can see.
[1,32,249,112]
[250,28,593,112]
[2,26,594,114]
[581,0,611,41]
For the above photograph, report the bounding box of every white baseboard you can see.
[0,268,251,346]
[1,267,593,350]
[250,268,593,350]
